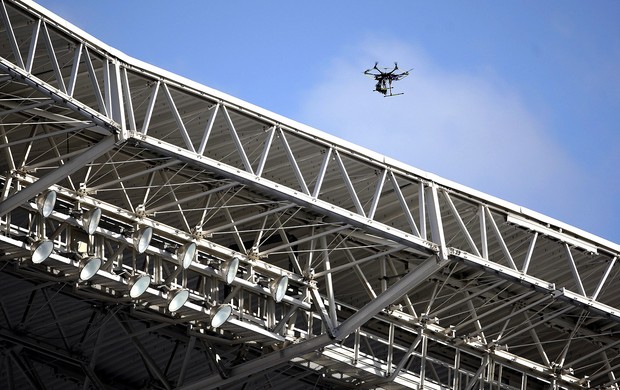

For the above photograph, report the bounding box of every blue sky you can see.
[36,1,620,243]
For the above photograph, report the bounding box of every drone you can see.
[364,62,412,97]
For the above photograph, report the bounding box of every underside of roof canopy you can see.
[0,1,619,389]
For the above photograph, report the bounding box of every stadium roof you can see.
[0,1,619,389]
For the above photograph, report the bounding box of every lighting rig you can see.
[0,182,306,341]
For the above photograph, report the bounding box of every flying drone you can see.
[364,62,412,97]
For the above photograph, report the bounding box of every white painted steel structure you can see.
[0,1,619,389]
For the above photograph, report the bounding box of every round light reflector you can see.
[269,275,289,303]
[178,242,197,269]
[31,240,54,264]
[211,305,232,328]
[221,257,239,285]
[82,207,102,235]
[79,257,101,281]
[168,289,189,312]
[36,190,56,217]
[128,274,151,298]
[133,226,153,254]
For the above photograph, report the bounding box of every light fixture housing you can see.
[167,289,189,312]
[79,257,102,281]
[31,239,54,264]
[82,207,102,235]
[177,242,197,269]
[133,226,153,254]
[36,190,56,217]
[269,275,289,303]
[220,256,239,285]
[211,305,232,328]
[128,274,151,298]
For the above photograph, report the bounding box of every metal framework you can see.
[0,1,618,389]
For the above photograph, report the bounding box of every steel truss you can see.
[0,0,619,389]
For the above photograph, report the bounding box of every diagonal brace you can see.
[0,135,116,217]
[178,255,448,390]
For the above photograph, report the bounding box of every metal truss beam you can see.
[0,327,107,389]
[452,248,620,323]
[131,132,437,257]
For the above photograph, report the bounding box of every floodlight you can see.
[36,190,56,217]
[133,226,153,254]
[167,289,189,312]
[211,305,232,328]
[177,242,197,269]
[31,239,54,264]
[79,257,102,281]
[128,274,151,298]
[82,207,102,235]
[220,256,239,285]
[269,275,289,303]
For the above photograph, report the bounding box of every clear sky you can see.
[35,1,620,243]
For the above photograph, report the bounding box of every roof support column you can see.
[426,183,448,261]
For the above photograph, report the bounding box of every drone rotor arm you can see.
[364,71,382,80]
[393,69,413,80]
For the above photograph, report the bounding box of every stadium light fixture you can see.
[269,275,289,303]
[82,207,102,235]
[36,190,56,217]
[219,256,239,285]
[177,242,197,269]
[79,257,102,281]
[31,239,54,264]
[133,226,153,254]
[211,304,232,328]
[128,274,151,298]
[168,289,189,312]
